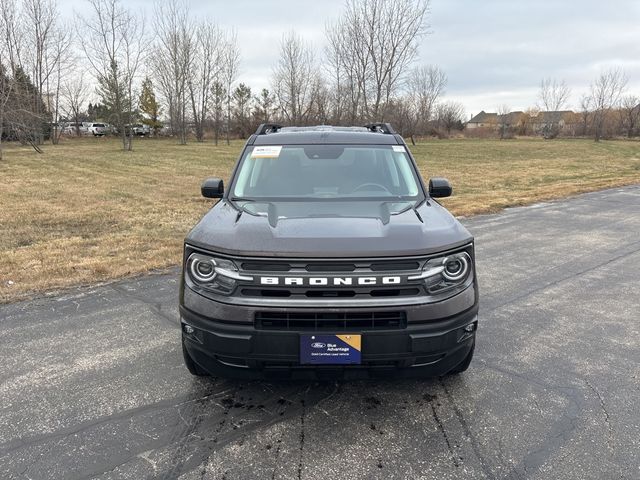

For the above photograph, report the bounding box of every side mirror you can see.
[201,178,224,198]
[428,177,452,198]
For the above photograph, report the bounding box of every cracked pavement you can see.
[1,185,639,479]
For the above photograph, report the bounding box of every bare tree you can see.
[272,31,315,125]
[324,27,349,124]
[153,0,193,144]
[325,0,430,121]
[590,68,627,141]
[619,95,640,138]
[23,0,60,144]
[79,0,145,151]
[436,101,464,135]
[44,22,72,145]
[578,94,592,136]
[188,21,222,142]
[309,73,330,124]
[0,0,49,154]
[405,65,446,143]
[61,73,89,136]
[517,107,537,136]
[0,63,11,160]
[221,30,240,145]
[536,77,571,139]
[325,17,365,123]
[538,77,571,112]
[497,104,511,140]
[0,0,21,160]
[384,97,412,136]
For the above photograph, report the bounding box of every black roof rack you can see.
[255,123,397,136]
[363,123,396,134]
[255,123,283,135]
[278,126,368,133]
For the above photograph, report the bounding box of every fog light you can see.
[464,323,475,332]
[184,324,195,334]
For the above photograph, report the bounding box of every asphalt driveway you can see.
[1,185,639,479]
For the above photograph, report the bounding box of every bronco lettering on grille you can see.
[259,276,402,286]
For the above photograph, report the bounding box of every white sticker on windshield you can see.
[392,145,406,153]
[251,146,282,159]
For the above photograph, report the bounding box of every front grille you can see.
[237,257,426,299]
[240,260,420,273]
[241,262,291,272]
[255,311,407,331]
[240,287,420,298]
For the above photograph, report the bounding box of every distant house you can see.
[466,111,497,129]
[467,111,525,129]
[529,111,575,133]
[467,109,577,135]
[499,111,526,127]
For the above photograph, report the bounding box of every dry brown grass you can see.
[1,136,639,303]
[414,138,640,216]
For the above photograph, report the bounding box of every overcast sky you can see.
[62,0,640,118]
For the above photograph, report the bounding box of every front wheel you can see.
[448,340,475,375]
[182,339,210,376]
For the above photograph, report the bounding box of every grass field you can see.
[1,136,639,303]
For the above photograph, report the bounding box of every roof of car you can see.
[250,124,403,146]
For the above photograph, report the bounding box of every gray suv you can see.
[180,124,478,379]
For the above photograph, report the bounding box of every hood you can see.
[185,200,472,258]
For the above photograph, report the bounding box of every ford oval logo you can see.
[311,342,326,349]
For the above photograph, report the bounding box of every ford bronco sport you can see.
[180,123,478,379]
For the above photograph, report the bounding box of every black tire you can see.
[182,340,210,376]
[449,340,475,375]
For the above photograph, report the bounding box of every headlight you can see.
[442,254,470,282]
[186,253,252,295]
[189,255,216,282]
[409,251,473,296]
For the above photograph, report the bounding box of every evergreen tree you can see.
[8,66,50,144]
[139,77,163,135]
[87,102,109,122]
[233,83,252,138]
[211,81,225,145]
[254,88,275,123]
[95,60,132,138]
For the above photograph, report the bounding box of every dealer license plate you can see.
[300,334,362,365]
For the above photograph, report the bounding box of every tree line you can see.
[0,0,451,154]
[0,0,638,159]
[484,70,639,141]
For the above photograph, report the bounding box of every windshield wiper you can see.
[229,197,255,202]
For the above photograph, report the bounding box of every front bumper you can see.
[180,299,478,379]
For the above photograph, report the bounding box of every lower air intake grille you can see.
[255,311,406,331]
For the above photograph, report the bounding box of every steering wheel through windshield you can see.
[352,183,391,194]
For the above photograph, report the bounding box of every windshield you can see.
[231,144,422,201]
